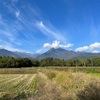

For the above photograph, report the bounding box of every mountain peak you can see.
[49,47,66,51]
[37,47,77,60]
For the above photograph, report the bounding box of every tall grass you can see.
[0,68,100,100]
[44,69,100,100]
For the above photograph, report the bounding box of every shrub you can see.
[47,72,56,79]
[77,80,100,100]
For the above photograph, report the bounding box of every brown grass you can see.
[0,68,100,100]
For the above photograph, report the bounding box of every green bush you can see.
[47,72,56,79]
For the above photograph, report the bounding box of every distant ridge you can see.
[36,48,100,60]
[37,48,77,60]
[0,49,40,58]
[0,49,20,57]
[14,51,40,58]
[1,48,100,60]
[37,48,76,59]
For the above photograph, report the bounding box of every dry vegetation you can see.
[0,68,100,100]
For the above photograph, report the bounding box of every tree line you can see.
[40,57,100,67]
[0,57,39,68]
[0,56,100,68]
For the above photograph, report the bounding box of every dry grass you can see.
[77,79,100,100]
[30,72,62,100]
[0,68,100,100]
[41,68,100,100]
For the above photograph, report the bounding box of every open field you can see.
[0,67,100,74]
[0,67,100,100]
[0,74,37,100]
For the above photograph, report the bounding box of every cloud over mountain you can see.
[43,40,73,49]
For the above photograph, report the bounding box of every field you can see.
[0,67,100,100]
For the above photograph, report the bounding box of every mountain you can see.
[73,52,100,60]
[0,49,20,57]
[37,48,100,60]
[1,48,100,60]
[37,48,77,59]
[14,51,40,58]
[0,49,40,58]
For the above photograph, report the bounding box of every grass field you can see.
[0,74,37,99]
[0,67,100,74]
[0,67,100,100]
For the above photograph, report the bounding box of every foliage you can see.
[1,56,100,68]
[40,58,66,66]
[47,71,56,79]
[31,59,40,66]
[0,57,39,68]
[40,57,54,66]
[40,57,100,67]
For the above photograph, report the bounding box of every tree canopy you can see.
[0,56,100,68]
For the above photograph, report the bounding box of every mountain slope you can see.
[37,48,100,60]
[1,48,100,60]
[0,49,20,57]
[14,52,40,58]
[0,49,40,58]
[73,52,100,60]
[37,48,77,60]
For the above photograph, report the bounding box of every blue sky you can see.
[0,0,100,53]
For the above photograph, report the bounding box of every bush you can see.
[77,81,100,100]
[47,72,56,79]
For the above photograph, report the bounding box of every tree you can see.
[31,59,40,66]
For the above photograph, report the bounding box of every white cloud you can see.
[76,42,100,52]
[43,40,73,49]
[60,43,74,48]
[76,46,89,52]
[36,49,42,53]
[89,42,100,50]
[36,21,66,42]
[43,43,51,48]
[92,50,100,53]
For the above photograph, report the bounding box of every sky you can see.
[0,0,100,53]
